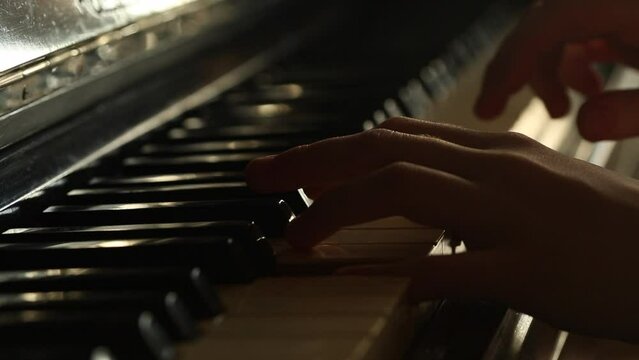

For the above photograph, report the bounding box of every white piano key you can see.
[178,277,413,360]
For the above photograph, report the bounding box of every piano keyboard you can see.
[0,2,521,359]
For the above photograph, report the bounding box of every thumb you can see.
[577,90,639,141]
[336,252,511,303]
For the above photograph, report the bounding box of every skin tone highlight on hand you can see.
[245,117,639,342]
[474,0,639,141]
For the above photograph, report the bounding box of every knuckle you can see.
[472,130,534,151]
[288,143,313,159]
[496,131,538,148]
[385,161,414,173]
[382,116,412,129]
[486,151,534,172]
[359,127,396,146]
[374,162,416,210]
[377,162,414,186]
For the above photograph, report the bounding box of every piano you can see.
[1,0,634,359]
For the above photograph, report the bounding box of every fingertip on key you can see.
[285,216,325,251]
[287,237,316,252]
[284,217,309,248]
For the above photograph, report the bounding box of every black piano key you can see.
[222,79,394,96]
[3,221,252,242]
[42,198,295,237]
[109,150,270,176]
[0,237,257,283]
[224,84,309,102]
[88,171,245,187]
[281,190,309,214]
[0,310,173,360]
[0,189,71,228]
[208,99,375,124]
[0,268,221,318]
[139,139,297,155]
[251,66,407,87]
[0,206,22,231]
[64,182,254,203]
[2,221,275,274]
[61,181,308,214]
[222,85,397,107]
[121,152,267,174]
[119,161,245,176]
[220,102,388,124]
[0,291,197,340]
[195,107,363,130]
[189,107,339,126]
[124,152,269,167]
[0,346,116,360]
[165,123,344,141]
[85,170,307,214]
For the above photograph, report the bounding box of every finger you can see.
[379,117,542,151]
[559,43,603,97]
[475,1,633,119]
[529,46,571,118]
[577,89,639,141]
[582,38,639,68]
[245,128,484,193]
[378,117,504,149]
[302,185,331,200]
[583,38,621,63]
[286,162,482,249]
[337,252,512,302]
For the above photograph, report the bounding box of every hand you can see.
[474,0,639,141]
[245,117,639,342]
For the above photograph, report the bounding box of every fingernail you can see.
[244,155,277,192]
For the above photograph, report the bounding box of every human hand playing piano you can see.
[475,0,639,142]
[245,117,639,342]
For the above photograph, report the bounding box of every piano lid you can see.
[0,0,206,74]
[0,0,284,152]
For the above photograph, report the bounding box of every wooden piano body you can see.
[1,0,637,359]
